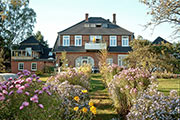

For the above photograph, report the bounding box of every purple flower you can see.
[25,92,30,96]
[38,104,44,109]
[38,90,43,94]
[16,90,23,94]
[19,75,24,79]
[8,91,14,96]
[2,90,8,95]
[46,91,52,96]
[19,105,24,110]
[34,90,39,93]
[2,85,7,90]
[42,87,48,91]
[17,72,21,76]
[0,92,3,96]
[22,101,29,107]
[36,76,40,80]
[18,86,25,90]
[32,74,36,78]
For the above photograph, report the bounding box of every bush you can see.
[108,68,154,119]
[127,83,180,120]
[0,70,63,120]
[46,80,96,120]
[48,68,90,90]
[152,71,179,79]
[43,66,54,73]
[35,70,44,76]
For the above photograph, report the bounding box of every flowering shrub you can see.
[0,70,62,120]
[46,80,96,120]
[127,83,180,120]
[48,68,90,89]
[152,71,180,79]
[108,68,153,118]
[77,64,92,77]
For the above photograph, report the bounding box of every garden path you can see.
[90,74,118,120]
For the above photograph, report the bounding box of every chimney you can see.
[113,13,116,24]
[85,13,89,22]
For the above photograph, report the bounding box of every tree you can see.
[0,0,36,47]
[34,31,49,47]
[125,38,179,73]
[140,0,180,38]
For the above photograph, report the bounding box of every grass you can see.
[158,78,180,96]
[89,73,118,120]
[39,74,52,81]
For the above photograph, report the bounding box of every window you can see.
[90,24,96,27]
[18,63,24,71]
[75,36,82,46]
[90,35,102,43]
[118,55,128,66]
[31,63,37,71]
[110,36,117,46]
[75,56,94,67]
[96,23,102,27]
[84,24,89,27]
[102,24,108,28]
[63,36,70,46]
[107,58,113,65]
[122,36,129,46]
[48,52,53,56]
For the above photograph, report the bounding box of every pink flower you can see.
[8,77,13,81]
[2,90,8,95]
[18,86,25,90]
[46,91,52,96]
[9,85,14,89]
[19,105,24,110]
[0,96,5,101]
[24,83,30,88]
[26,77,33,83]
[2,85,7,90]
[15,84,21,88]
[14,80,21,84]
[25,92,30,96]
[133,88,137,93]
[30,95,38,103]
[34,90,39,93]
[22,101,29,107]
[38,104,44,109]
[38,90,43,94]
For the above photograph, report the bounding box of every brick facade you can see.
[56,52,128,67]
[11,61,54,73]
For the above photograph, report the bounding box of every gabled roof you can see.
[58,17,133,35]
[20,36,40,44]
[152,36,171,45]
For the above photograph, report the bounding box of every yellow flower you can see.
[90,106,96,114]
[82,107,88,113]
[81,90,88,93]
[74,96,80,102]
[73,107,79,111]
[88,101,94,106]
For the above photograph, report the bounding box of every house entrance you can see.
[75,56,94,67]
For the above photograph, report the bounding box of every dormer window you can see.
[90,24,96,27]
[25,48,32,56]
[122,36,129,47]
[48,52,53,56]
[63,35,70,46]
[84,24,89,27]
[96,23,102,27]
[102,24,108,28]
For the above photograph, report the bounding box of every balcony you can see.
[85,42,107,50]
[11,50,39,60]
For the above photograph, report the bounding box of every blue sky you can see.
[29,0,176,47]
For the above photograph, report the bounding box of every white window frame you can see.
[18,62,24,71]
[122,36,129,47]
[110,36,117,46]
[118,55,128,66]
[106,58,113,65]
[75,35,82,46]
[31,62,37,71]
[63,35,70,46]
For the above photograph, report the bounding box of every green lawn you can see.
[158,78,180,96]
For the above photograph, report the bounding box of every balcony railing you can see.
[85,42,107,50]
[11,50,39,60]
